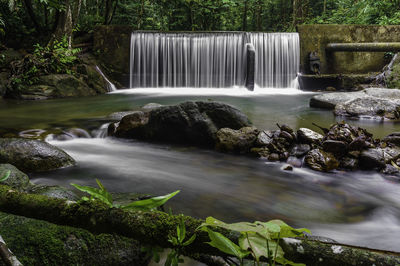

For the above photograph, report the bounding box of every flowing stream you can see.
[1,89,400,252]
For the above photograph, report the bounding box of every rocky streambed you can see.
[108,100,400,178]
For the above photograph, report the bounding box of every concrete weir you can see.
[297,25,400,90]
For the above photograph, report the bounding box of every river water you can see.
[1,88,400,252]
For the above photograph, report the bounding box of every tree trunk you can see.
[0,185,400,265]
[50,0,82,46]
[22,0,41,34]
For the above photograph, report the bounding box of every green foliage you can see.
[70,179,180,212]
[0,170,11,182]
[9,36,80,88]
[165,215,197,266]
[199,216,310,266]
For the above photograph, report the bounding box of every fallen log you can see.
[326,42,400,52]
[0,184,399,265]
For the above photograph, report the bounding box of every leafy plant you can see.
[198,217,310,266]
[166,215,197,266]
[71,179,180,211]
[0,170,11,182]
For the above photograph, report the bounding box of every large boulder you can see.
[110,101,252,147]
[0,164,31,190]
[305,149,339,172]
[215,127,259,154]
[0,212,148,266]
[0,138,75,172]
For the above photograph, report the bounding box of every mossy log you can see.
[0,185,399,265]
[326,42,400,52]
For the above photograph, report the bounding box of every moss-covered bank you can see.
[0,212,147,266]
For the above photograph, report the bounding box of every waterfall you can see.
[129,32,299,89]
[95,66,117,92]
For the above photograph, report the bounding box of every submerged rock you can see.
[289,144,311,157]
[0,138,75,172]
[110,101,251,147]
[305,149,339,172]
[0,164,31,190]
[215,127,259,154]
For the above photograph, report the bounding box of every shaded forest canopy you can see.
[2,0,400,48]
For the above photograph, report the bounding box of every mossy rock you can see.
[0,164,31,190]
[0,212,149,266]
[0,138,75,173]
[27,184,79,201]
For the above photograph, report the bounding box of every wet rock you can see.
[111,101,252,147]
[277,124,294,134]
[322,140,347,156]
[362,146,400,170]
[279,152,290,161]
[334,96,400,120]
[340,157,358,170]
[286,156,302,168]
[382,164,400,175]
[268,153,280,161]
[0,138,75,173]
[348,136,367,151]
[250,147,270,158]
[255,130,274,147]
[279,131,294,143]
[289,144,311,157]
[215,127,259,154]
[282,164,293,171]
[310,90,366,109]
[0,164,31,190]
[383,132,400,146]
[297,128,324,144]
[305,149,339,172]
[113,111,149,138]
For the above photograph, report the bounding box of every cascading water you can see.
[248,33,300,88]
[129,32,300,89]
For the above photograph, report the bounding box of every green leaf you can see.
[70,182,113,207]
[199,216,264,234]
[0,170,11,182]
[178,218,186,243]
[256,220,311,239]
[239,232,280,262]
[204,227,250,259]
[121,190,180,211]
[182,234,196,246]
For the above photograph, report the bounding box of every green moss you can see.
[0,211,148,265]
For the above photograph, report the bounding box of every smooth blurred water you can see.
[1,88,400,251]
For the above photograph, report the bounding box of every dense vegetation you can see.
[2,0,400,48]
